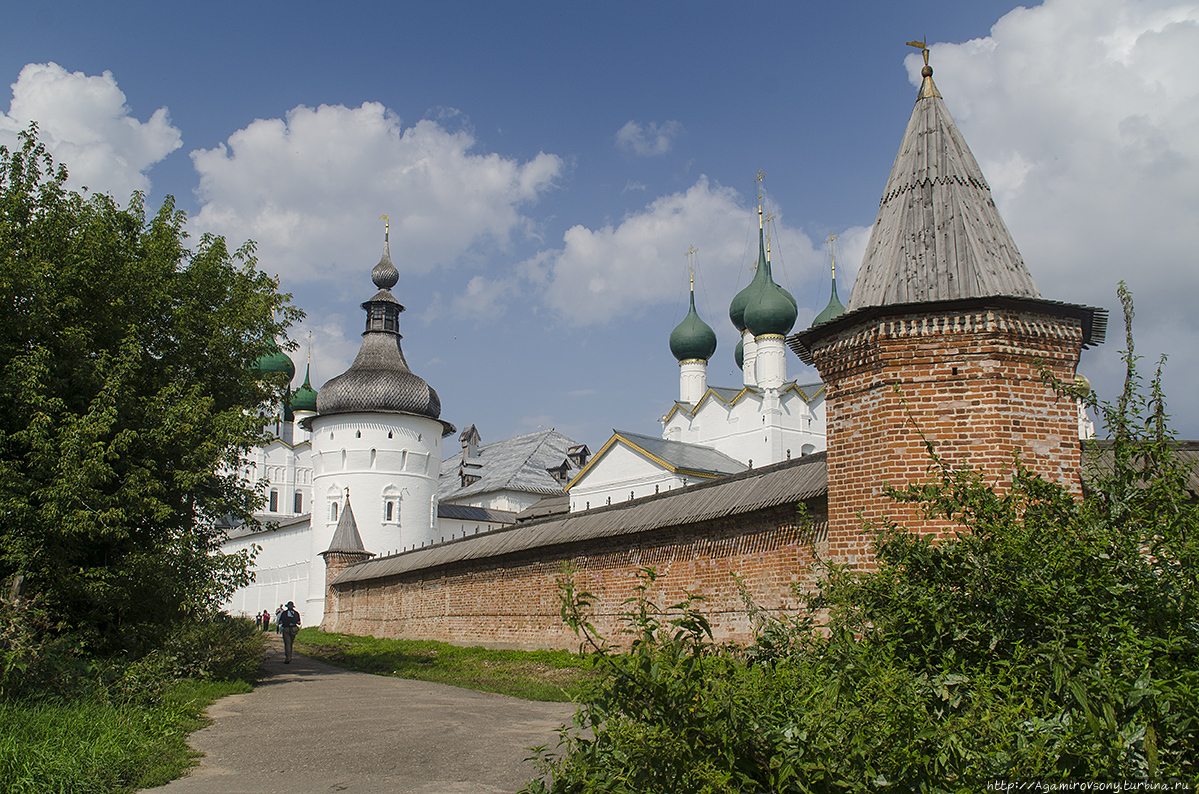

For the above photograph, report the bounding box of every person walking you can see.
[261,609,271,632]
[278,601,301,663]
[274,604,284,635]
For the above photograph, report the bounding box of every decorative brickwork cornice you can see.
[809,305,1085,385]
[791,295,1107,366]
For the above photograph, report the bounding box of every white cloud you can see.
[530,177,829,327]
[615,120,682,156]
[914,0,1199,429]
[189,102,563,283]
[916,0,1199,313]
[287,314,359,391]
[0,62,181,198]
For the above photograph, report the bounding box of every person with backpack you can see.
[278,601,301,663]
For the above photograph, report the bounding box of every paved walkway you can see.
[154,635,576,794]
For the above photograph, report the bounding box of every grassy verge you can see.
[294,628,595,702]
[0,678,250,794]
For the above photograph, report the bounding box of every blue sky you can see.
[4,0,1198,448]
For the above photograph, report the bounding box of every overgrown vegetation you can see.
[0,127,290,792]
[528,286,1199,792]
[0,611,263,793]
[0,126,300,654]
[296,628,596,702]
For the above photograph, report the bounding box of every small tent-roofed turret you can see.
[845,48,1041,311]
[323,493,372,557]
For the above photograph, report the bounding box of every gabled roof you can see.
[334,453,827,585]
[438,428,584,501]
[661,381,825,423]
[566,430,747,490]
[846,66,1040,312]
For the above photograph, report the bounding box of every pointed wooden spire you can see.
[846,47,1041,311]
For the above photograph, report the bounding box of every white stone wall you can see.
[661,387,826,467]
[308,411,444,615]
[568,442,691,512]
[220,521,312,626]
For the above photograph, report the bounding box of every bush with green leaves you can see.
[529,287,1198,792]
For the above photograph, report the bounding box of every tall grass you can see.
[0,679,249,794]
[0,609,265,793]
[295,628,595,701]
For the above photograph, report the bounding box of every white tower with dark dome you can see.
[304,220,455,617]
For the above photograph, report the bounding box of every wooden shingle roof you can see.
[846,70,1041,311]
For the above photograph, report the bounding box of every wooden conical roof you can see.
[846,69,1041,311]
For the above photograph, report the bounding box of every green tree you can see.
[0,127,301,653]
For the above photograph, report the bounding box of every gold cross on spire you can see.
[764,213,775,258]
[379,215,389,235]
[756,170,765,227]
[306,330,313,366]
[684,245,698,288]
[826,233,839,279]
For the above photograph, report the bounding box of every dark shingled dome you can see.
[315,232,445,424]
[317,333,442,419]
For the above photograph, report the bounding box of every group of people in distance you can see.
[254,602,302,663]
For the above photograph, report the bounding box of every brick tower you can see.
[319,493,374,631]
[790,47,1106,567]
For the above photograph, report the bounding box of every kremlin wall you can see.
[228,53,1107,649]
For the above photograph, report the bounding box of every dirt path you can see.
[153,635,575,794]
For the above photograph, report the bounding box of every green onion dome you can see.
[291,364,319,413]
[812,276,846,327]
[743,254,798,337]
[251,344,295,381]
[729,228,768,333]
[734,337,744,370]
[670,286,717,362]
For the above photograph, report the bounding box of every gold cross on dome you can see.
[685,245,698,287]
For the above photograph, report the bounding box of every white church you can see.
[219,205,840,627]
[564,205,834,511]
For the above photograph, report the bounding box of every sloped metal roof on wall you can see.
[333,452,827,585]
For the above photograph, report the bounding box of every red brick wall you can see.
[810,306,1085,567]
[323,503,827,650]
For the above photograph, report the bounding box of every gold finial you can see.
[826,233,839,280]
[908,39,940,99]
[343,487,350,501]
[755,170,765,228]
[685,245,698,289]
[306,330,313,367]
[764,213,775,260]
[379,215,390,237]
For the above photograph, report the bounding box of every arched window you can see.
[385,501,393,522]
[293,491,303,513]
[269,490,278,513]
